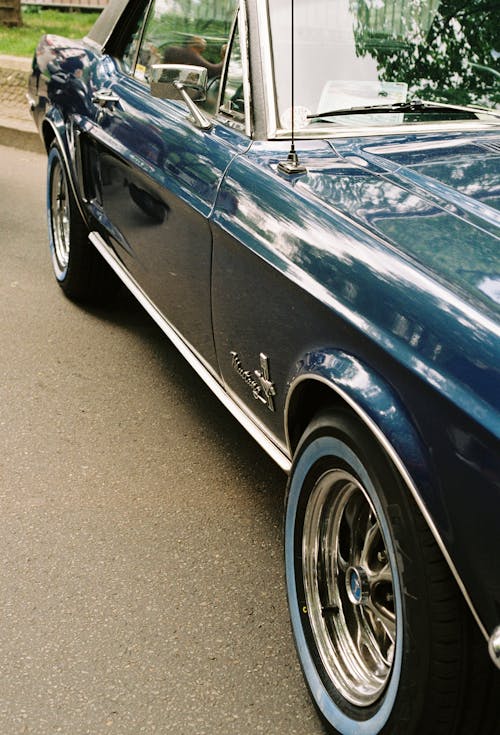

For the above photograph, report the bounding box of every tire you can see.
[285,409,499,735]
[47,142,112,302]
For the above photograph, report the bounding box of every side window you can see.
[118,4,150,74]
[134,0,237,85]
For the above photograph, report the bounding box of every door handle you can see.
[92,89,120,110]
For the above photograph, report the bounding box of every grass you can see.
[0,8,100,57]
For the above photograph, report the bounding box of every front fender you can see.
[285,348,488,640]
[287,350,432,499]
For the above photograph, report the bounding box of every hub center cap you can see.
[346,566,369,605]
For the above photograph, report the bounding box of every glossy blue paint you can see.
[31,35,249,367]
[211,136,500,635]
[81,58,249,366]
[213,139,500,418]
[28,0,500,674]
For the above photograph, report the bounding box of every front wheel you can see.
[285,410,497,735]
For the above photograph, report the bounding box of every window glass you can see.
[269,0,500,130]
[220,16,245,120]
[121,4,150,74]
[135,0,238,85]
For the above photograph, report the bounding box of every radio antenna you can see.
[278,0,306,175]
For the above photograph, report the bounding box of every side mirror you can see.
[150,64,212,130]
[150,64,208,102]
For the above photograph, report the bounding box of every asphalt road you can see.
[0,145,322,735]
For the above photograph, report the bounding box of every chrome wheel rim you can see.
[302,469,397,707]
[50,159,70,273]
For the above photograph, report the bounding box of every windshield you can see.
[268,0,500,129]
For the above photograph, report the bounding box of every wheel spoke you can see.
[344,490,365,565]
[336,486,358,569]
[356,606,392,674]
[369,562,393,586]
[360,514,380,567]
[366,598,396,638]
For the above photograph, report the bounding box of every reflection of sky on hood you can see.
[477,275,500,304]
[214,141,499,417]
[298,136,500,319]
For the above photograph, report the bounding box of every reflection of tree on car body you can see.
[46,51,95,117]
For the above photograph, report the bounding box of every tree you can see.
[0,0,22,27]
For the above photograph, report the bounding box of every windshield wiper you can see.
[308,99,499,121]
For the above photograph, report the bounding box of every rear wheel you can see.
[47,142,112,302]
[285,409,498,735]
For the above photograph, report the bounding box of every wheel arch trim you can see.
[41,113,87,225]
[284,353,489,644]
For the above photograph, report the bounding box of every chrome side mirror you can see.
[150,64,212,131]
[150,64,208,101]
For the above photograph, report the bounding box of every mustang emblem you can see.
[230,352,276,412]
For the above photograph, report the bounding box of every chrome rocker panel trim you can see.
[89,231,292,473]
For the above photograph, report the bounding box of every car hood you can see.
[296,131,500,319]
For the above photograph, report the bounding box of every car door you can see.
[82,0,246,370]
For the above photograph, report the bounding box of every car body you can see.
[28,1,499,733]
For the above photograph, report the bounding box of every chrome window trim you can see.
[284,372,489,645]
[84,0,131,50]
[88,230,292,473]
[216,7,239,114]
[239,0,252,139]
[215,2,252,138]
[129,0,153,77]
[274,119,500,140]
[254,0,279,140]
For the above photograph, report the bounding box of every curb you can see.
[0,55,44,154]
[0,54,32,72]
[0,118,45,154]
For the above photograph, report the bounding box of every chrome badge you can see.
[230,352,276,412]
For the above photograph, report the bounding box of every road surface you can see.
[0,145,322,735]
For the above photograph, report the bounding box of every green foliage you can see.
[0,8,99,57]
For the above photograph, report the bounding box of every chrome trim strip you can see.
[274,119,500,141]
[239,0,253,139]
[284,373,489,643]
[254,0,279,139]
[89,231,292,473]
[488,626,500,669]
[224,381,288,451]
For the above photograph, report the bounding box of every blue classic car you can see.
[28,0,499,732]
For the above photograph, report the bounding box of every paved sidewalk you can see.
[0,54,44,153]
